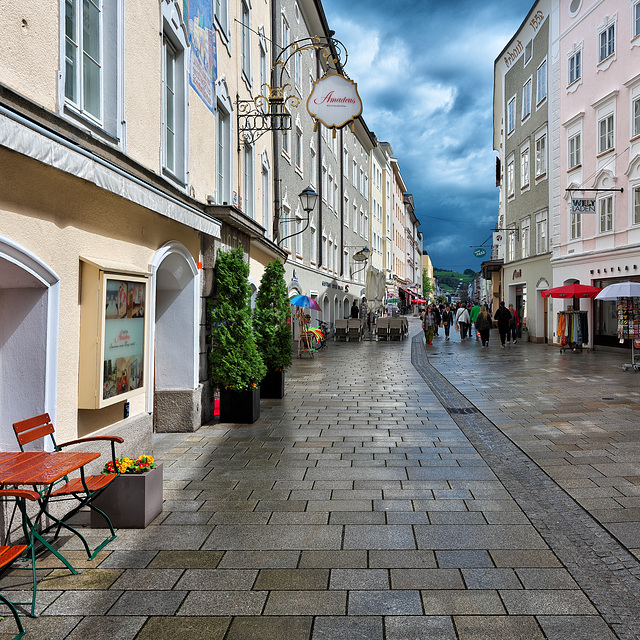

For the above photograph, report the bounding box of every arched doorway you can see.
[149,242,199,432]
[0,236,59,450]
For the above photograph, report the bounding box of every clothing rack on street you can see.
[617,297,640,371]
[557,310,589,353]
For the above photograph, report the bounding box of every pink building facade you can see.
[552,0,640,347]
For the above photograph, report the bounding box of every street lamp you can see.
[298,186,318,214]
[277,186,318,251]
[352,247,370,262]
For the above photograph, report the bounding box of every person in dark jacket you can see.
[433,304,441,337]
[351,301,359,319]
[475,305,492,347]
[494,301,511,348]
[441,304,454,341]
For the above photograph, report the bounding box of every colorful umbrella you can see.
[541,284,602,298]
[290,294,321,311]
[411,298,427,304]
[386,297,401,304]
[595,282,640,300]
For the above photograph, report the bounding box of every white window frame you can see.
[567,45,582,88]
[634,0,640,41]
[241,0,252,85]
[507,96,516,135]
[261,152,270,235]
[522,78,532,121]
[310,222,317,264]
[535,130,547,180]
[598,18,616,63]
[536,211,548,254]
[294,51,302,90]
[520,145,530,191]
[310,141,317,188]
[295,208,303,257]
[506,154,515,198]
[633,96,640,139]
[524,40,533,66]
[295,126,303,175]
[570,207,582,239]
[633,185,640,226]
[568,132,581,169]
[598,195,613,233]
[281,13,290,75]
[352,160,358,187]
[598,113,614,154]
[216,79,233,205]
[214,0,230,40]
[507,227,516,262]
[161,4,189,185]
[536,59,547,106]
[243,143,255,219]
[521,218,530,258]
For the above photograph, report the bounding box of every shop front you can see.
[593,276,640,349]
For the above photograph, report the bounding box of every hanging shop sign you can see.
[473,248,487,258]
[571,198,596,214]
[493,232,505,248]
[307,74,363,129]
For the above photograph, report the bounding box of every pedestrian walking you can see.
[422,304,436,345]
[455,304,470,342]
[441,304,454,341]
[433,304,441,337]
[351,301,359,319]
[509,304,520,344]
[475,305,492,347]
[470,302,481,340]
[494,301,511,348]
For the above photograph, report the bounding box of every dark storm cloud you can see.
[321,0,534,270]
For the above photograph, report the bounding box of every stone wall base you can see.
[154,386,203,433]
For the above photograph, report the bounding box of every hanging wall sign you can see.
[571,198,596,214]
[307,74,363,129]
[473,248,487,258]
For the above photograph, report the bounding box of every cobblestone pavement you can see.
[3,318,640,639]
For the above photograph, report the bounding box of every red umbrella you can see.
[541,284,602,298]
[411,298,427,304]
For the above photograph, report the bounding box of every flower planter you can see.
[90,464,163,529]
[260,369,285,399]
[220,386,260,423]
[521,332,530,342]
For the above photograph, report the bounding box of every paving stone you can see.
[263,590,346,615]
[348,590,423,615]
[226,616,312,640]
[298,550,368,569]
[202,525,343,550]
[436,550,494,568]
[19,615,82,640]
[43,590,122,616]
[384,615,456,640]
[454,615,544,640]
[175,569,258,590]
[329,569,389,590]
[489,550,561,568]
[415,525,547,550]
[312,616,383,639]
[36,569,122,591]
[178,590,268,616]
[499,589,597,615]
[110,568,183,590]
[63,616,147,640]
[390,568,463,589]
[98,551,157,569]
[254,569,329,590]
[148,550,224,569]
[136,616,230,640]
[343,525,415,549]
[421,589,505,615]
[514,568,579,589]
[462,568,522,589]
[536,615,618,639]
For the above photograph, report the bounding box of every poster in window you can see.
[103,279,145,400]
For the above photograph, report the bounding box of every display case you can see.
[79,260,150,409]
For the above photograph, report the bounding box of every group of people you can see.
[421,301,520,349]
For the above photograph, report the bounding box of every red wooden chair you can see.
[0,488,40,635]
[12,413,124,559]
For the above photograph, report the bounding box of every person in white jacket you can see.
[455,304,470,342]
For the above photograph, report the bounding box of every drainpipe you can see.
[316,49,323,268]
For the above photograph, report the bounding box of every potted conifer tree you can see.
[208,247,266,423]
[254,259,292,398]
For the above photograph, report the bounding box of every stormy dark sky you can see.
[321,0,535,271]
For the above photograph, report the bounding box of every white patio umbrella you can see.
[595,281,640,300]
[365,267,385,314]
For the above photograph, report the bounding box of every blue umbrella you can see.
[290,294,321,311]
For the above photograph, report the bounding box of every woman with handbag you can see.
[441,304,454,341]
[455,304,470,342]
[422,304,436,345]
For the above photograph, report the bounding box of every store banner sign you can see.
[571,198,596,214]
[307,74,363,129]
[493,232,505,248]
[473,248,487,258]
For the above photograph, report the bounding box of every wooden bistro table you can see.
[0,451,104,616]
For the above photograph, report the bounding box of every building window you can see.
[281,15,290,72]
[507,96,516,134]
[634,1,640,39]
[568,49,581,85]
[524,40,533,65]
[536,214,548,253]
[310,225,317,263]
[537,60,547,104]
[571,210,582,239]
[259,45,268,113]
[310,146,317,187]
[599,22,615,62]
[520,147,530,189]
[353,204,358,232]
[633,97,640,138]
[282,130,290,157]
[64,0,102,121]
[162,10,188,183]
[343,149,349,179]
[634,187,640,225]
[216,87,232,205]
[360,168,364,194]
[262,163,270,234]
[535,133,547,178]
[507,229,515,262]
[241,1,251,81]
[295,51,302,89]
[598,114,614,153]
[243,144,254,219]
[521,219,530,258]
[599,195,613,232]
[507,156,515,198]
[568,133,581,169]
[322,166,327,200]
[295,128,303,173]
[295,212,303,256]
[352,160,358,187]
[522,79,532,120]
[214,0,229,36]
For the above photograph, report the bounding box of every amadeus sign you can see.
[473,248,487,258]
[571,198,596,214]
[307,74,363,129]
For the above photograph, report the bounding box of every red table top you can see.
[0,451,100,486]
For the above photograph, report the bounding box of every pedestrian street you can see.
[4,317,640,639]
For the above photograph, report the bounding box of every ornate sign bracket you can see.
[237,35,349,149]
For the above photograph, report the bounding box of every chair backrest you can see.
[335,319,348,329]
[13,413,57,451]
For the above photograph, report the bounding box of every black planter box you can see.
[260,369,285,399]
[220,386,260,423]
